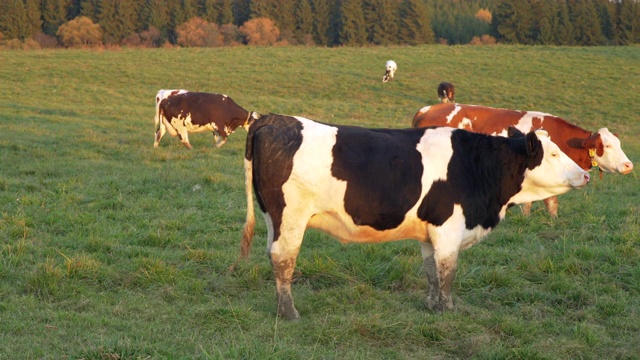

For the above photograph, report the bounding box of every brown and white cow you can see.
[154,89,188,148]
[413,103,633,217]
[437,82,455,103]
[239,114,589,320]
[155,91,257,149]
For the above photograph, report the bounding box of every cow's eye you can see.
[551,152,559,158]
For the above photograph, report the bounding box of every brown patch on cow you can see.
[532,116,543,130]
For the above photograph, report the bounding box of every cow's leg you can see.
[543,196,559,217]
[177,128,192,149]
[266,213,307,321]
[522,202,533,216]
[154,119,166,148]
[420,241,458,312]
[213,133,227,148]
[213,130,228,148]
[422,217,464,312]
[420,242,441,311]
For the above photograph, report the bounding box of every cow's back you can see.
[413,103,533,135]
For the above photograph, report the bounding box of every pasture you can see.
[0,45,639,359]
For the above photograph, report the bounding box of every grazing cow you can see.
[383,60,397,83]
[413,103,633,216]
[437,82,455,103]
[239,114,589,320]
[156,91,256,149]
[154,89,188,148]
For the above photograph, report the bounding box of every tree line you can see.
[0,0,638,48]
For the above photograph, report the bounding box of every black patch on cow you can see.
[331,127,425,230]
[246,114,304,242]
[418,129,543,230]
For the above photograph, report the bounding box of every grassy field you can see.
[0,45,639,359]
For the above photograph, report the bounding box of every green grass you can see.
[0,45,639,359]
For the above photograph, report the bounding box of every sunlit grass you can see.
[0,45,638,358]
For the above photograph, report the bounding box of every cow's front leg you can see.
[522,202,533,216]
[213,131,228,148]
[420,241,458,312]
[177,129,192,149]
[272,255,299,320]
[543,196,559,217]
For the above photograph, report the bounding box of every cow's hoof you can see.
[278,307,300,321]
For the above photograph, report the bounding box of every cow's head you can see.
[581,128,633,174]
[438,82,455,103]
[383,60,397,83]
[509,128,590,203]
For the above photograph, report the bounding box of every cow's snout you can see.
[620,161,633,174]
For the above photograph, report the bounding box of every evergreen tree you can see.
[616,0,638,44]
[399,0,435,45]
[98,0,118,44]
[492,0,534,44]
[296,0,315,42]
[339,0,367,46]
[313,0,332,45]
[41,0,70,36]
[596,0,615,43]
[250,0,276,19]
[202,0,219,23]
[556,0,575,45]
[364,0,399,45]
[233,0,251,26]
[143,0,170,41]
[25,0,43,38]
[80,0,100,20]
[0,0,25,40]
[572,0,604,45]
[219,0,234,24]
[275,0,297,36]
[537,17,554,45]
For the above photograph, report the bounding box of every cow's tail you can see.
[240,157,255,259]
[240,132,256,260]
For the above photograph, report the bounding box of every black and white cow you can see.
[382,60,397,83]
[239,114,590,320]
[155,91,256,149]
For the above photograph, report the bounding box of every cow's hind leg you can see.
[154,121,166,148]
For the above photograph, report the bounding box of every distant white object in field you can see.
[383,60,397,83]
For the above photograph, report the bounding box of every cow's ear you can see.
[580,133,603,155]
[507,126,524,138]
[525,131,542,157]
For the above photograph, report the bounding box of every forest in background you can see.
[0,0,639,49]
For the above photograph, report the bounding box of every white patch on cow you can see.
[459,117,473,130]
[593,128,633,174]
[513,111,548,133]
[263,212,275,255]
[509,130,589,204]
[418,127,455,185]
[154,89,188,147]
[172,112,217,134]
[428,205,493,255]
[418,106,431,115]
[446,105,462,124]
